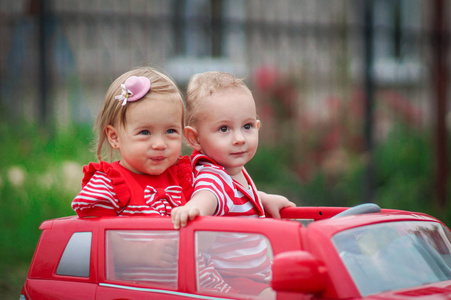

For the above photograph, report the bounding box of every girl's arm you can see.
[109,231,178,268]
[72,171,120,217]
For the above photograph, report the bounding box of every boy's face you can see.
[108,99,183,175]
[193,87,260,176]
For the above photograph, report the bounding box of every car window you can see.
[106,230,179,289]
[57,232,92,277]
[333,221,451,296]
[195,231,274,298]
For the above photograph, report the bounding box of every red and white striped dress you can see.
[71,157,193,218]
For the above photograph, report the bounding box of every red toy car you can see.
[21,204,451,299]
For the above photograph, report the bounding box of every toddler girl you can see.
[72,67,193,218]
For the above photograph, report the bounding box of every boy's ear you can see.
[105,125,120,149]
[184,126,202,151]
[257,120,261,131]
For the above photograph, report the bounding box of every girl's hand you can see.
[145,239,178,268]
[259,191,296,218]
[110,233,178,268]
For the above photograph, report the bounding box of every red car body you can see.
[21,205,451,299]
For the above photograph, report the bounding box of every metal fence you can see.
[1,1,447,123]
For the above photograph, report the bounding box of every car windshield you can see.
[333,221,451,296]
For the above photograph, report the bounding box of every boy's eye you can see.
[244,123,252,130]
[139,130,150,135]
[166,129,177,134]
[219,126,229,133]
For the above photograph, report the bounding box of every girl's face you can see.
[192,87,260,177]
[107,99,183,175]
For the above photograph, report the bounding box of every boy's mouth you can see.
[231,151,246,156]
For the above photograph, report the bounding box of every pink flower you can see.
[253,66,279,92]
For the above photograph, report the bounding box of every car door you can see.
[95,217,192,299]
[180,216,303,299]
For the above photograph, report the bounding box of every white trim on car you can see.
[99,283,236,300]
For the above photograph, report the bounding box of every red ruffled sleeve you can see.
[176,155,194,202]
[77,161,131,217]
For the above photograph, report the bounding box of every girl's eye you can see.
[140,130,150,135]
[244,123,252,130]
[219,126,229,133]
[167,129,177,134]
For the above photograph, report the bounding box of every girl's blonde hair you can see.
[95,66,184,162]
[185,71,251,127]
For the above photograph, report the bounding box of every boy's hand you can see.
[259,192,296,218]
[171,206,201,229]
[171,191,218,229]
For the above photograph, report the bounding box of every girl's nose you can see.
[151,136,167,150]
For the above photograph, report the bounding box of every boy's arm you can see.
[171,190,218,229]
[258,191,296,218]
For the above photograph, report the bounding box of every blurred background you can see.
[0,0,450,298]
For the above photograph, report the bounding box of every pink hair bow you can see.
[115,76,151,106]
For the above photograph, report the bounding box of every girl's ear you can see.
[105,125,120,149]
[257,120,261,131]
[184,126,202,151]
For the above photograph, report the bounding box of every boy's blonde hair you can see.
[95,66,184,162]
[185,71,251,126]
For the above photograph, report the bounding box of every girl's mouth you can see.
[151,156,166,161]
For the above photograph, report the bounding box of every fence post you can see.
[432,0,448,208]
[363,0,375,203]
[37,0,51,129]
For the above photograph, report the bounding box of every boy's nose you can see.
[233,131,245,145]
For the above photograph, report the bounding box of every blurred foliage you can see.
[249,66,447,223]
[249,124,440,220]
[0,122,95,298]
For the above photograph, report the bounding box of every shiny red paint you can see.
[21,206,451,299]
